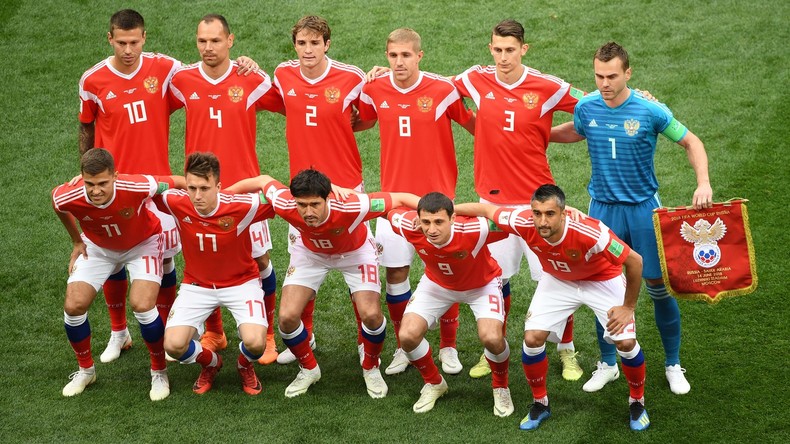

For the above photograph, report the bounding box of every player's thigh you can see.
[375,217,414,268]
[167,284,220,330]
[220,279,268,330]
[525,275,581,341]
[465,278,506,324]
[339,244,382,294]
[124,234,164,285]
[282,243,329,292]
[626,198,663,280]
[583,276,637,344]
[67,242,118,292]
[404,275,456,330]
[249,220,273,258]
[589,199,630,244]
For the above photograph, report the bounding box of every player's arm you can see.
[389,193,420,210]
[453,202,499,220]
[353,117,377,132]
[235,56,259,75]
[606,249,643,335]
[78,122,95,155]
[549,121,585,143]
[676,129,713,209]
[224,175,278,194]
[53,204,87,273]
[364,66,390,82]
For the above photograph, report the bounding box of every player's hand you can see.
[565,205,587,221]
[692,184,713,210]
[68,174,82,186]
[331,184,357,200]
[69,242,87,274]
[365,66,390,82]
[606,305,635,336]
[349,108,360,128]
[236,56,259,76]
[635,89,658,102]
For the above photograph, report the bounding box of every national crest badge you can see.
[218,216,235,231]
[417,96,433,112]
[624,118,640,136]
[144,76,159,93]
[325,87,340,103]
[522,92,539,109]
[228,86,244,103]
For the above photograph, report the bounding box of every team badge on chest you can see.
[144,76,159,93]
[624,118,640,136]
[416,96,433,112]
[119,207,134,219]
[228,86,244,103]
[522,92,539,109]
[324,87,340,103]
[218,216,235,231]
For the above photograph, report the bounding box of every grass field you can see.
[0,0,788,442]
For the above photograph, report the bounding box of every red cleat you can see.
[193,355,223,394]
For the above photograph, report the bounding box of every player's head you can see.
[593,41,632,103]
[108,9,146,70]
[530,184,566,241]
[292,16,331,71]
[417,192,455,245]
[290,169,332,227]
[489,19,528,78]
[185,152,221,215]
[386,28,423,88]
[197,14,234,69]
[81,148,117,206]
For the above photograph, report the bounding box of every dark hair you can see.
[531,184,566,210]
[81,148,115,175]
[110,9,145,36]
[492,19,525,44]
[292,15,331,45]
[185,152,220,182]
[417,192,454,216]
[290,169,331,199]
[201,14,230,35]
[594,41,630,70]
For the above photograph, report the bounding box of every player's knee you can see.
[615,338,636,352]
[360,311,383,330]
[385,266,409,284]
[242,335,265,356]
[64,286,92,315]
[163,336,188,358]
[278,313,300,333]
[524,331,546,348]
[479,331,505,354]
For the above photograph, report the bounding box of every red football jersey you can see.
[53,174,171,250]
[454,65,582,203]
[79,53,181,175]
[359,72,472,197]
[169,62,284,185]
[158,189,275,288]
[492,208,630,281]
[262,180,392,255]
[274,58,365,187]
[388,209,507,291]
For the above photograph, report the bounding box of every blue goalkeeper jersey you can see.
[573,88,688,204]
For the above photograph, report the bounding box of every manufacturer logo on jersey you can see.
[522,92,539,109]
[124,88,137,95]
[531,246,542,252]
[209,94,221,100]
[218,216,235,231]
[100,215,113,220]
[287,88,296,97]
[119,207,134,219]
[228,86,244,103]
[380,101,389,109]
[453,250,468,259]
[286,265,296,277]
[200,221,210,226]
[189,92,200,100]
[182,216,192,223]
[504,97,517,103]
[624,118,640,136]
[105,91,117,100]
[416,96,433,112]
[397,103,410,109]
[606,123,618,129]
[144,76,159,93]
[325,87,341,103]
[418,249,428,255]
[485,91,495,100]
[82,216,93,221]
[565,248,581,261]
[588,119,598,127]
[680,218,727,268]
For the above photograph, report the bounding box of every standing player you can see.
[555,42,712,395]
[456,185,651,431]
[169,14,284,362]
[271,15,368,365]
[52,149,179,401]
[78,9,258,363]
[452,19,582,380]
[158,153,275,395]
[357,28,476,376]
[227,169,419,399]
[388,192,513,417]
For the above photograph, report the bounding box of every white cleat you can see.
[277,335,316,365]
[665,364,691,394]
[438,347,463,375]
[385,348,410,375]
[284,365,321,398]
[582,361,620,392]
[100,328,132,363]
[149,369,170,401]
[493,387,515,417]
[363,367,388,399]
[62,367,97,397]
[413,377,448,413]
[165,352,177,362]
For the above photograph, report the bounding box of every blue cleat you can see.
[629,402,650,431]
[519,402,551,431]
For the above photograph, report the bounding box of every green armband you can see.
[661,118,687,143]
[156,182,170,194]
[259,192,268,204]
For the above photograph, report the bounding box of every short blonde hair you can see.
[386,28,421,52]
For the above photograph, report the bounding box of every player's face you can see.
[108,27,146,70]
[489,35,528,77]
[530,198,565,242]
[295,196,329,227]
[197,20,234,68]
[594,58,632,103]
[186,173,220,216]
[386,41,423,87]
[294,30,329,70]
[418,209,455,245]
[83,169,117,206]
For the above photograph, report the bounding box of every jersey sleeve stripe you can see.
[470,216,489,257]
[540,81,571,118]
[347,195,370,233]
